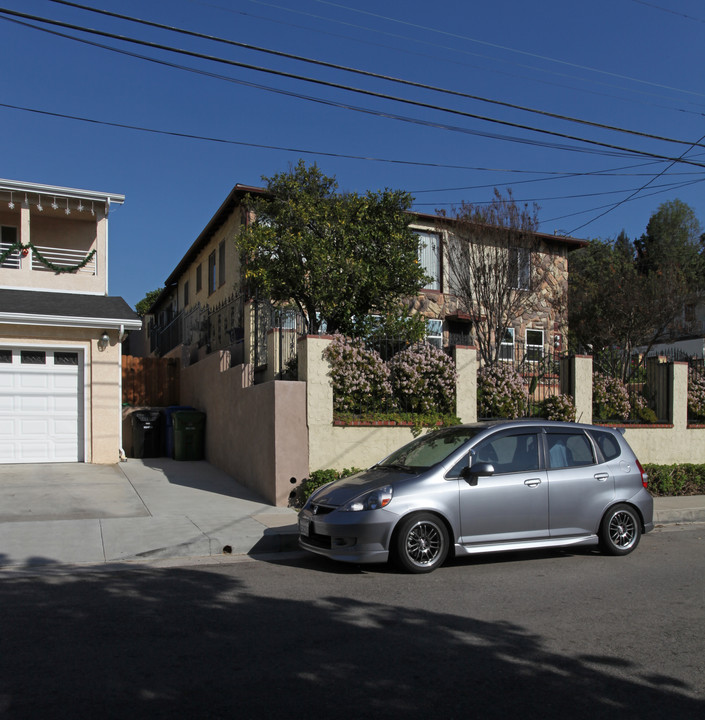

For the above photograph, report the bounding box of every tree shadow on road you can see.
[0,562,701,719]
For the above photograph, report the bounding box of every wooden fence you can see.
[122,355,180,407]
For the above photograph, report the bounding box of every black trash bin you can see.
[172,410,206,461]
[131,410,163,458]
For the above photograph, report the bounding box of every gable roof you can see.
[0,289,141,330]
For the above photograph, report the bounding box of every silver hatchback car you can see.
[298,420,654,573]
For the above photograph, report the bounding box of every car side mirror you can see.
[461,462,495,486]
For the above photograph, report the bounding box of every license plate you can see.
[299,517,310,537]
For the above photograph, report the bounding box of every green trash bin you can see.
[172,410,206,461]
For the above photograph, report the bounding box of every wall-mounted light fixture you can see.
[98,331,110,351]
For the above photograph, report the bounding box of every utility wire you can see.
[0,100,546,172]
[568,133,705,232]
[308,0,705,98]
[3,13,657,162]
[3,9,705,171]
[190,0,705,117]
[47,0,705,150]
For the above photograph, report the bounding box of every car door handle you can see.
[524,478,542,487]
[594,473,609,482]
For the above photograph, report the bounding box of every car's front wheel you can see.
[394,513,449,573]
[599,504,641,556]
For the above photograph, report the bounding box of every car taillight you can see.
[636,459,648,488]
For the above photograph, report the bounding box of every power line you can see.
[3,7,705,170]
[568,133,705,232]
[47,0,705,150]
[414,177,705,206]
[628,0,705,24]
[308,0,705,98]
[190,0,705,117]
[542,177,705,226]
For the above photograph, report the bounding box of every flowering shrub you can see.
[539,393,576,422]
[689,367,705,420]
[630,392,658,424]
[592,373,631,422]
[323,334,392,413]
[477,364,528,419]
[388,343,458,414]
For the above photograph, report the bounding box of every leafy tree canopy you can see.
[135,287,163,316]
[635,199,703,281]
[569,200,705,380]
[236,160,429,336]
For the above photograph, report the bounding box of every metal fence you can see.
[477,341,564,420]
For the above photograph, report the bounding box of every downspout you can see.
[118,325,126,461]
[105,198,110,295]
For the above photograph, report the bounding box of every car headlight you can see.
[340,485,393,512]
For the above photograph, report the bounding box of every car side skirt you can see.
[454,534,599,556]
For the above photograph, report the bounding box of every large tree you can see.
[436,189,562,366]
[236,161,428,336]
[570,200,705,380]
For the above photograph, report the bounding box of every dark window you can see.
[208,251,216,295]
[589,430,621,461]
[21,350,46,365]
[1,226,18,268]
[0,349,12,363]
[546,432,595,469]
[509,247,531,290]
[183,280,189,308]
[196,264,202,293]
[472,432,540,474]
[54,352,79,366]
[218,240,226,287]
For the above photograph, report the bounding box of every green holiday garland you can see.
[0,242,96,274]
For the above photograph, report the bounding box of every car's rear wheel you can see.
[394,513,449,573]
[599,504,641,556]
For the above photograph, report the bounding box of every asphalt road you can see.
[1,524,703,719]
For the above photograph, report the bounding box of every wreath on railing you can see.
[0,241,96,274]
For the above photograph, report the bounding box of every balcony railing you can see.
[0,241,20,269]
[31,244,96,274]
[0,242,96,274]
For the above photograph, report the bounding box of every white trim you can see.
[0,312,142,330]
[0,285,108,296]
[0,178,124,205]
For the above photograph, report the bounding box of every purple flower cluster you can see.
[388,343,458,414]
[477,364,528,419]
[592,373,631,422]
[688,367,705,419]
[323,335,458,415]
[323,334,393,413]
[541,393,576,422]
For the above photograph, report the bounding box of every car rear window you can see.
[546,432,595,469]
[589,430,622,461]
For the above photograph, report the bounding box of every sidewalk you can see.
[0,458,702,572]
[0,459,299,571]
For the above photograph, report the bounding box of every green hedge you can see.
[644,464,705,496]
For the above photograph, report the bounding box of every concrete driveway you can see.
[0,459,298,570]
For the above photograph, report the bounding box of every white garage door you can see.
[0,348,84,463]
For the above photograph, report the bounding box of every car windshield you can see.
[378,427,482,471]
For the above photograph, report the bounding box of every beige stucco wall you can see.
[0,324,123,463]
[0,203,107,294]
[176,209,242,314]
[180,349,308,505]
[301,336,704,473]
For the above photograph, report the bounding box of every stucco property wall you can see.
[299,337,704,474]
[179,349,308,506]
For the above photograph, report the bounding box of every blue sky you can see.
[1,0,704,309]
